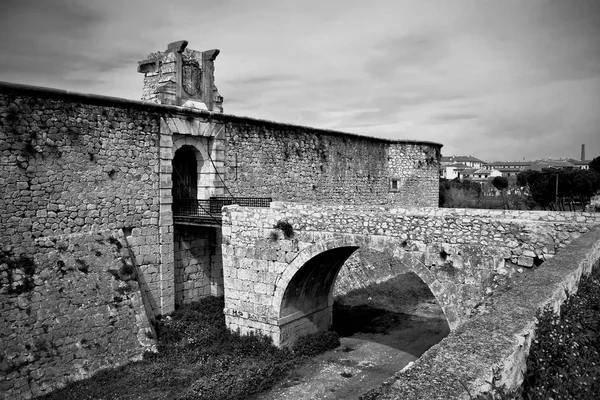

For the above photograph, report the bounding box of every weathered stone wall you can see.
[0,86,164,399]
[0,86,172,311]
[387,142,440,207]
[221,203,600,346]
[0,230,156,399]
[221,120,441,207]
[174,225,223,306]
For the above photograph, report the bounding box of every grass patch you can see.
[519,270,600,399]
[36,297,339,400]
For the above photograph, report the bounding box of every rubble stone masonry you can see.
[0,81,442,399]
[0,86,162,399]
[222,119,441,207]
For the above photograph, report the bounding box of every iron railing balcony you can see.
[173,197,272,225]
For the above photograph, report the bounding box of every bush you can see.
[292,330,340,357]
[38,297,338,400]
[521,272,600,399]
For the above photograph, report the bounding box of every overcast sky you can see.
[1,0,599,161]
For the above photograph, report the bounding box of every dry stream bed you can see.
[251,273,450,400]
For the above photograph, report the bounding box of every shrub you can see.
[521,272,600,399]
[39,296,337,400]
[292,330,340,357]
[273,220,294,239]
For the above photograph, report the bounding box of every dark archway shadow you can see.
[280,246,359,319]
[332,272,450,356]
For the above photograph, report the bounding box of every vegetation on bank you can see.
[474,268,600,400]
[37,297,340,400]
[518,269,600,399]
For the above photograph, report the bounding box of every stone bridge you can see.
[222,202,600,347]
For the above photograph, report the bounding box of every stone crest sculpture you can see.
[137,40,223,112]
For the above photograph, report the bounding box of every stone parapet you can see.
[371,226,600,399]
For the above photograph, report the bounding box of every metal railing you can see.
[173,197,272,224]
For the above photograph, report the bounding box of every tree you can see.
[491,176,510,208]
[590,156,600,174]
[491,176,509,192]
[438,178,482,208]
[517,170,556,210]
[517,168,600,211]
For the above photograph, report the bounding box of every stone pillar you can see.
[158,118,175,314]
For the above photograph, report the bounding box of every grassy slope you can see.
[518,269,600,399]
[36,297,339,400]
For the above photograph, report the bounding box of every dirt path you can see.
[251,299,449,400]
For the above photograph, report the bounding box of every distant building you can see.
[441,163,469,179]
[440,155,485,179]
[528,159,576,171]
[460,168,502,182]
[440,155,485,169]
[442,148,594,183]
[568,159,591,170]
[483,161,531,178]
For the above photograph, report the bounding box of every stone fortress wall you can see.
[0,68,440,398]
[0,86,163,399]
[221,120,440,207]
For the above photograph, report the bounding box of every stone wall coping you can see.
[371,226,600,399]
[228,202,600,223]
[0,80,442,148]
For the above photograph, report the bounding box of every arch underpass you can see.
[271,239,457,347]
[279,246,359,322]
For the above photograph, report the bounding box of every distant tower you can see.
[137,40,223,112]
[581,144,585,161]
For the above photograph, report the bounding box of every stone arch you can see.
[173,136,209,160]
[272,235,459,346]
[172,137,211,199]
[172,145,198,201]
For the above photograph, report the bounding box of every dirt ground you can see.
[251,273,450,400]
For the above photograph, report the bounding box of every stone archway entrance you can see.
[172,145,198,207]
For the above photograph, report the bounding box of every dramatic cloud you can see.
[1,0,599,161]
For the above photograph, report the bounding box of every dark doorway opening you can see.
[172,146,198,203]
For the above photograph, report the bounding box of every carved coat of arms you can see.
[182,61,202,97]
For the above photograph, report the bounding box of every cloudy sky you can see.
[1,0,599,161]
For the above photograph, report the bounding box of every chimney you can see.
[137,40,223,112]
[581,144,585,161]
